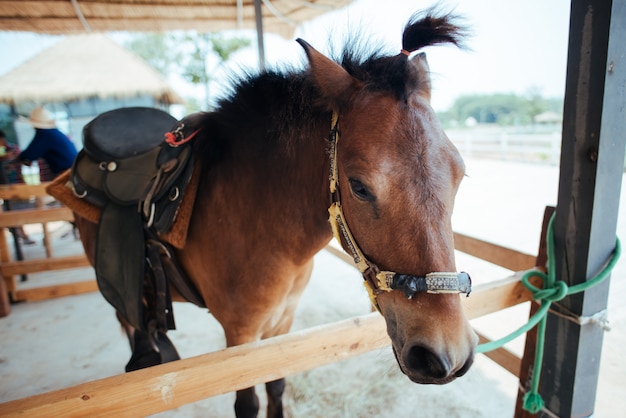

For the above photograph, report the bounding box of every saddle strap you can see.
[95,203,146,331]
[146,237,176,331]
[146,229,206,309]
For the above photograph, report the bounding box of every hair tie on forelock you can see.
[400,49,411,57]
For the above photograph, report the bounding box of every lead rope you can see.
[476,214,621,413]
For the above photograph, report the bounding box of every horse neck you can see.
[214,115,333,262]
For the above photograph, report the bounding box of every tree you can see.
[124,32,251,111]
[443,92,563,127]
[177,32,251,110]
[124,33,180,76]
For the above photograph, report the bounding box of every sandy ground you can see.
[1,158,625,417]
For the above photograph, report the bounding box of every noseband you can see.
[326,112,471,311]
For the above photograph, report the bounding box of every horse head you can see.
[298,10,477,385]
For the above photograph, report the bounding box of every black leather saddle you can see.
[70,107,204,339]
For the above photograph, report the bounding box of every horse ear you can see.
[410,52,432,102]
[296,39,356,109]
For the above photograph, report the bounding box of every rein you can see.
[326,112,472,310]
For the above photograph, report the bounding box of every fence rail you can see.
[447,128,561,165]
[0,183,96,314]
[0,270,540,417]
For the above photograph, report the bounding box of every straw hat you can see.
[25,107,56,129]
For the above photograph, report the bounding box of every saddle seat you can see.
[72,107,193,232]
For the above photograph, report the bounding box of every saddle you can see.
[69,107,205,344]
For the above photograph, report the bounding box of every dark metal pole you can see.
[254,0,266,71]
[537,1,625,416]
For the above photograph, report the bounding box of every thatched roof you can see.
[0,33,184,105]
[0,0,352,38]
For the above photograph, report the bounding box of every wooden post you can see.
[523,1,626,416]
[0,205,14,316]
[0,264,10,317]
[36,196,53,258]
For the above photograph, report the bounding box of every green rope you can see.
[475,214,621,413]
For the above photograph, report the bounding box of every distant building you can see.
[534,111,562,125]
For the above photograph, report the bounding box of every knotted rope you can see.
[475,214,621,413]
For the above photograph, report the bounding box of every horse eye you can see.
[349,178,375,201]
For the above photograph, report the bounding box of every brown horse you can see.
[74,9,477,418]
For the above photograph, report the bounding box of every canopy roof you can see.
[0,0,352,38]
[0,33,184,105]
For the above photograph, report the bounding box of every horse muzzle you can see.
[394,341,475,385]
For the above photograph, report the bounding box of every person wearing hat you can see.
[18,106,78,179]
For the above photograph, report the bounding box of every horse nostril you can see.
[405,345,450,379]
[454,355,474,378]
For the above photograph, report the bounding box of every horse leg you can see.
[263,260,315,418]
[234,387,260,418]
[266,378,285,418]
[233,379,284,418]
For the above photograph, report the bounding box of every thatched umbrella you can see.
[0,33,183,106]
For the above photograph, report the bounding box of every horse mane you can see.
[192,8,466,164]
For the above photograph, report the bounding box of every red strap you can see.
[165,128,200,147]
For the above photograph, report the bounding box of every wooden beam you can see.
[328,234,537,272]
[0,272,10,317]
[0,182,51,200]
[0,207,74,227]
[12,280,98,302]
[461,273,541,320]
[0,273,539,416]
[0,254,90,276]
[324,244,354,266]
[454,232,536,272]
[476,331,521,377]
[0,313,390,417]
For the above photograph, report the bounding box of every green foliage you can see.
[442,91,563,127]
[178,32,211,85]
[124,33,180,76]
[124,32,251,110]
[210,34,251,62]
[177,33,250,85]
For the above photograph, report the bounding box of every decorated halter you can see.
[326,112,471,311]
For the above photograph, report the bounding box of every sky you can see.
[0,0,571,111]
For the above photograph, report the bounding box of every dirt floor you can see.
[1,158,625,417]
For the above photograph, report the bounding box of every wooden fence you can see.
[447,128,562,165]
[0,183,95,316]
[0,183,544,416]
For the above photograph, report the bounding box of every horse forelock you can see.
[331,7,467,103]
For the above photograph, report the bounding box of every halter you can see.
[326,112,471,311]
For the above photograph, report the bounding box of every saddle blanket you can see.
[45,162,201,250]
